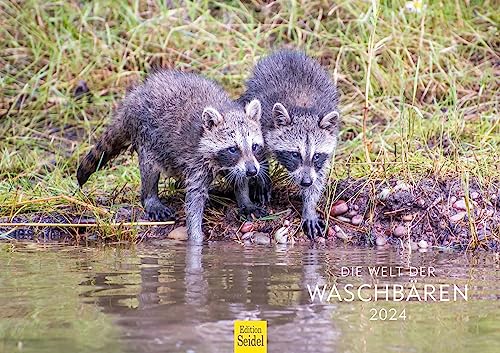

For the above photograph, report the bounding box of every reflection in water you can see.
[0,243,499,353]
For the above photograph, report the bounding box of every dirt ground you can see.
[1,176,498,252]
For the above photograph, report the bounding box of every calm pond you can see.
[0,242,499,353]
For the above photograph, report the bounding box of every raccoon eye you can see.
[291,152,301,159]
[228,146,238,154]
[252,143,260,152]
[313,153,321,161]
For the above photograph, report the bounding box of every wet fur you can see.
[77,70,264,243]
[238,50,340,239]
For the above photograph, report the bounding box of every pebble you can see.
[167,226,188,241]
[348,210,358,217]
[283,220,290,227]
[393,225,407,237]
[315,237,326,244]
[274,227,288,244]
[241,231,254,241]
[240,222,254,233]
[450,212,466,223]
[418,240,428,249]
[330,200,348,216]
[351,215,363,226]
[336,216,351,223]
[410,242,419,251]
[453,199,467,210]
[394,181,410,192]
[335,226,349,240]
[450,196,457,204]
[470,191,479,200]
[354,205,359,211]
[417,198,425,207]
[402,214,413,222]
[253,232,270,245]
[375,236,387,246]
[327,227,335,238]
[378,188,390,201]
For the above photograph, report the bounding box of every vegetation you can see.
[0,1,498,243]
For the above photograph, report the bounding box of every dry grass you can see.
[0,0,498,241]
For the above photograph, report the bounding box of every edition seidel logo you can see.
[234,320,267,353]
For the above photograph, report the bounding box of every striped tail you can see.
[76,125,130,187]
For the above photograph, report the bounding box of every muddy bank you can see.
[1,177,499,251]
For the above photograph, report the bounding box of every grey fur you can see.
[238,50,340,240]
[77,70,265,243]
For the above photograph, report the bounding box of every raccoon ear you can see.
[319,110,339,132]
[245,99,261,122]
[272,103,291,126]
[202,106,224,130]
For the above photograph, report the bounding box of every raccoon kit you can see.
[77,70,265,243]
[239,50,340,240]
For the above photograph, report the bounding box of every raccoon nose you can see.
[300,176,313,187]
[245,162,258,177]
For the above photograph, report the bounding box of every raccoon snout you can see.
[245,161,259,177]
[300,175,313,187]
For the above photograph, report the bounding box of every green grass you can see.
[0,1,498,234]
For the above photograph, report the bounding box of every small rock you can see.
[167,226,188,241]
[348,210,358,217]
[410,242,419,251]
[450,212,466,223]
[453,199,467,210]
[394,181,410,192]
[283,220,290,227]
[253,232,270,245]
[327,227,335,238]
[375,237,387,246]
[335,216,351,223]
[450,196,457,204]
[470,191,479,200]
[274,227,288,244]
[418,240,428,249]
[393,226,407,237]
[402,214,413,222]
[334,225,342,232]
[378,188,391,201]
[354,205,359,211]
[240,221,254,233]
[417,198,425,207]
[330,200,348,216]
[241,232,254,241]
[336,231,349,241]
[315,237,326,244]
[351,215,363,226]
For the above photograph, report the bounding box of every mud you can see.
[1,177,499,251]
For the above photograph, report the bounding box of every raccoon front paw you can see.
[145,202,175,221]
[239,204,268,219]
[302,217,326,240]
[251,179,272,206]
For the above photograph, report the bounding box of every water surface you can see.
[1,242,499,353]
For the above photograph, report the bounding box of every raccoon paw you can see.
[239,204,268,219]
[251,179,272,206]
[302,217,326,240]
[145,203,175,221]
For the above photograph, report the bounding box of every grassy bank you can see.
[0,1,498,247]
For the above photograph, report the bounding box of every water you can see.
[0,242,499,353]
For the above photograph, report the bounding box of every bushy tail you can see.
[77,123,130,187]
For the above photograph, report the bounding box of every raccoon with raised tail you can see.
[238,50,340,240]
[77,70,265,243]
